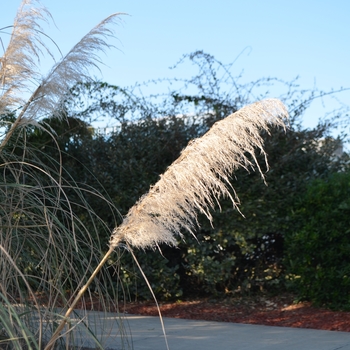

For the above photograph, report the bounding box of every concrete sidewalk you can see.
[67,311,350,350]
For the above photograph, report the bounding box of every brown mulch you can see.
[119,294,350,332]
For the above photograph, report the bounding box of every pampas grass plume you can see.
[1,0,122,123]
[110,98,288,249]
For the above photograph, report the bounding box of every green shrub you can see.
[285,171,350,309]
[48,73,347,300]
[112,248,183,300]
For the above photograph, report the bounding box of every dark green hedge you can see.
[24,50,350,301]
[285,171,350,309]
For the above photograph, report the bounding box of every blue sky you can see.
[1,1,350,131]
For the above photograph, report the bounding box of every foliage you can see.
[175,124,347,296]
[285,170,350,309]
[47,52,349,300]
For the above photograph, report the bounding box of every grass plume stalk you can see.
[46,98,288,349]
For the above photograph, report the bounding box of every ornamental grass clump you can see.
[1,1,125,349]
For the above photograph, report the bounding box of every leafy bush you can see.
[113,247,183,300]
[14,38,349,304]
[34,49,347,301]
[176,125,346,297]
[285,170,350,309]
[47,73,346,300]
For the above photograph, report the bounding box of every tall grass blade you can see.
[1,2,124,348]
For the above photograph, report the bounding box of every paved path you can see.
[65,311,350,349]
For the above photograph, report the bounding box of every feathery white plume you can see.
[0,0,51,113]
[0,0,122,121]
[110,98,288,249]
[25,13,122,120]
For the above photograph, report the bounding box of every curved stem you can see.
[44,245,115,350]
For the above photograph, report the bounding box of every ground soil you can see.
[120,294,350,332]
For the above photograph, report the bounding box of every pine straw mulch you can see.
[119,294,350,332]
